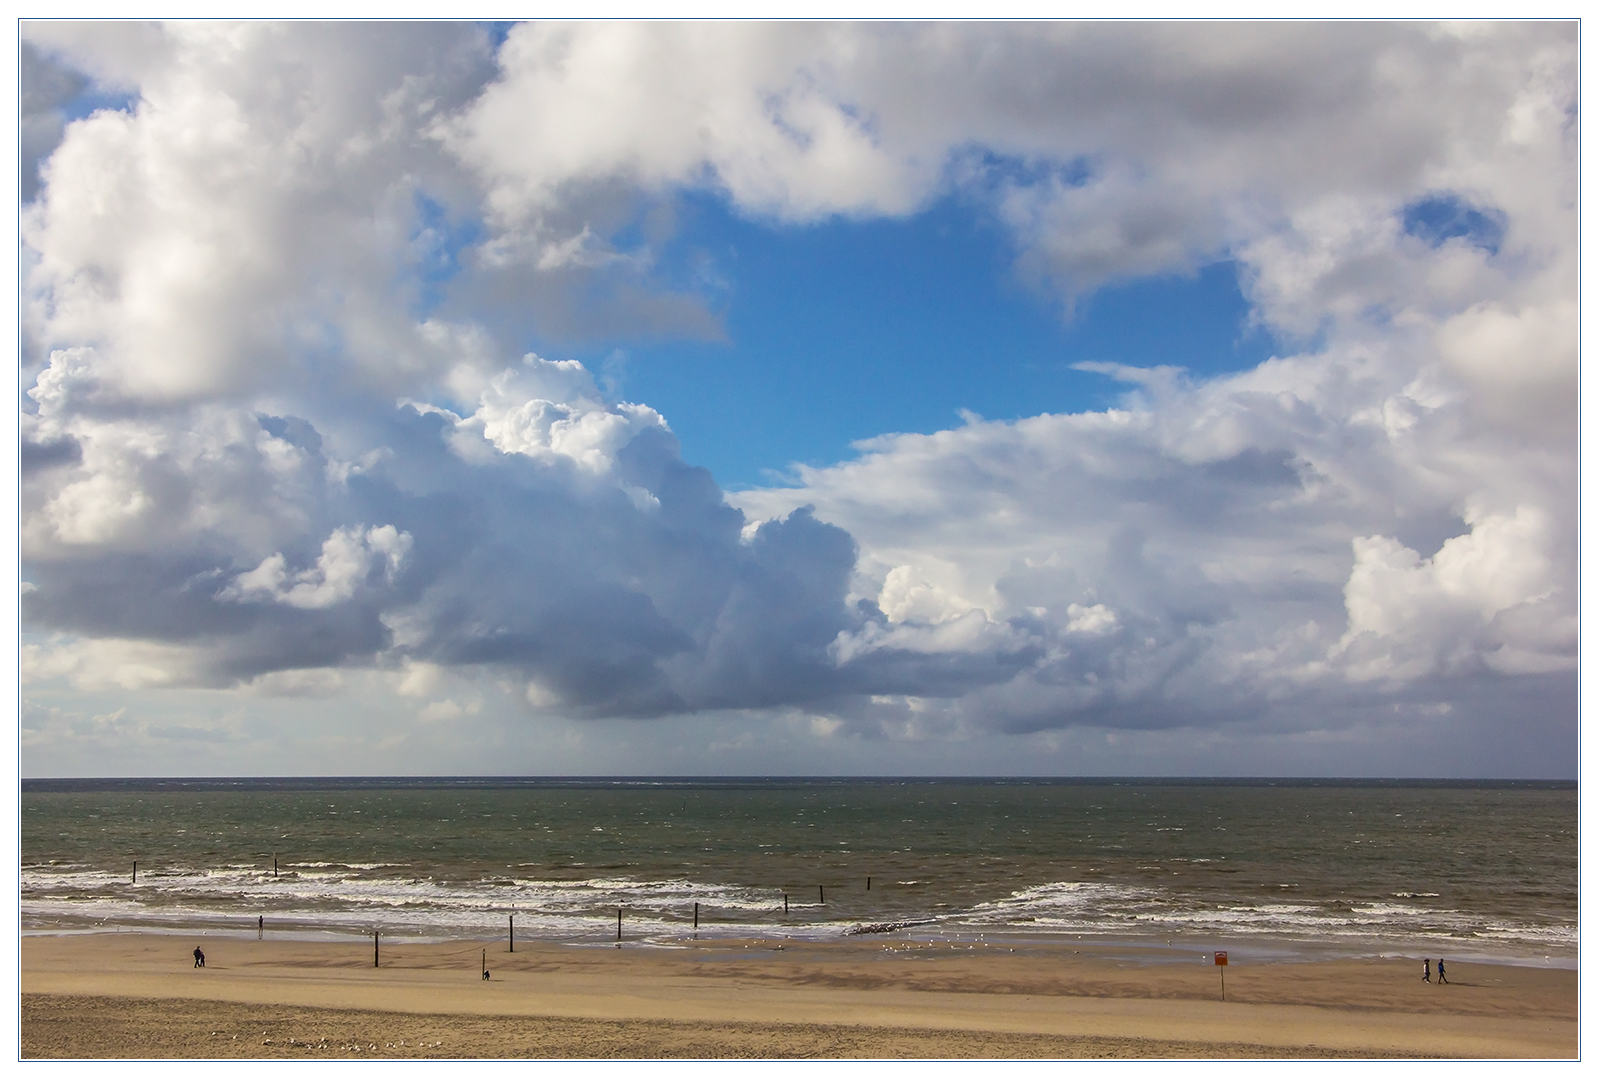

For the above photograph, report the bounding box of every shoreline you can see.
[21,919,1579,972]
[19,931,1579,1059]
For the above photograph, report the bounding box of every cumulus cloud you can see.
[444,355,670,477]
[444,23,930,227]
[221,525,412,610]
[17,22,1576,767]
[1337,506,1570,681]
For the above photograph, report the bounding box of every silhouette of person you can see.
[193,946,206,968]
[1421,958,1430,983]
[482,968,490,980]
[1437,958,1448,984]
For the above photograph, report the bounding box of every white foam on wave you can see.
[20,864,799,941]
[20,866,1576,957]
[295,862,407,871]
[938,879,1577,956]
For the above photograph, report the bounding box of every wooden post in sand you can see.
[481,948,486,979]
[374,930,380,968]
[258,915,263,940]
[617,907,623,942]
[509,913,514,953]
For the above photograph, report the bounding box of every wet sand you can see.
[19,933,1578,1059]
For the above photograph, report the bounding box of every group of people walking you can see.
[1422,958,1447,984]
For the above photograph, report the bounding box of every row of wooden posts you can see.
[135,858,876,961]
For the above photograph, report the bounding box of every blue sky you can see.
[553,195,1273,489]
[15,22,1578,778]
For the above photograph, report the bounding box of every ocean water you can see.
[19,778,1577,967]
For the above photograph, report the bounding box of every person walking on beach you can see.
[1421,958,1430,983]
[1437,958,1447,984]
[193,946,205,968]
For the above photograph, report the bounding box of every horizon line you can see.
[20,774,1576,786]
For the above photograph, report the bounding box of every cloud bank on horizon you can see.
[18,21,1577,776]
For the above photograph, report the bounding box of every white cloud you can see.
[1337,506,1571,682]
[444,23,927,230]
[830,609,1032,666]
[221,525,412,610]
[874,562,989,624]
[395,661,446,698]
[452,355,669,475]
[21,22,500,405]
[1066,604,1117,636]
[1434,299,1578,439]
[22,636,205,691]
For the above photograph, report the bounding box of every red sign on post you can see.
[1214,951,1228,965]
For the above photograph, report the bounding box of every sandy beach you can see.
[18,933,1577,1059]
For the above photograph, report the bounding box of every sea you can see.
[18,778,1578,968]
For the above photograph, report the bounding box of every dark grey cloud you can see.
[21,401,871,717]
[20,432,82,474]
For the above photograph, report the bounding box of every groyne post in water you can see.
[783,893,788,915]
[617,907,622,942]
[694,902,699,929]
[819,885,825,904]
[273,853,278,878]
[867,876,871,891]
[131,860,137,885]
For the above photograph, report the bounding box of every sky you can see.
[14,21,1580,778]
